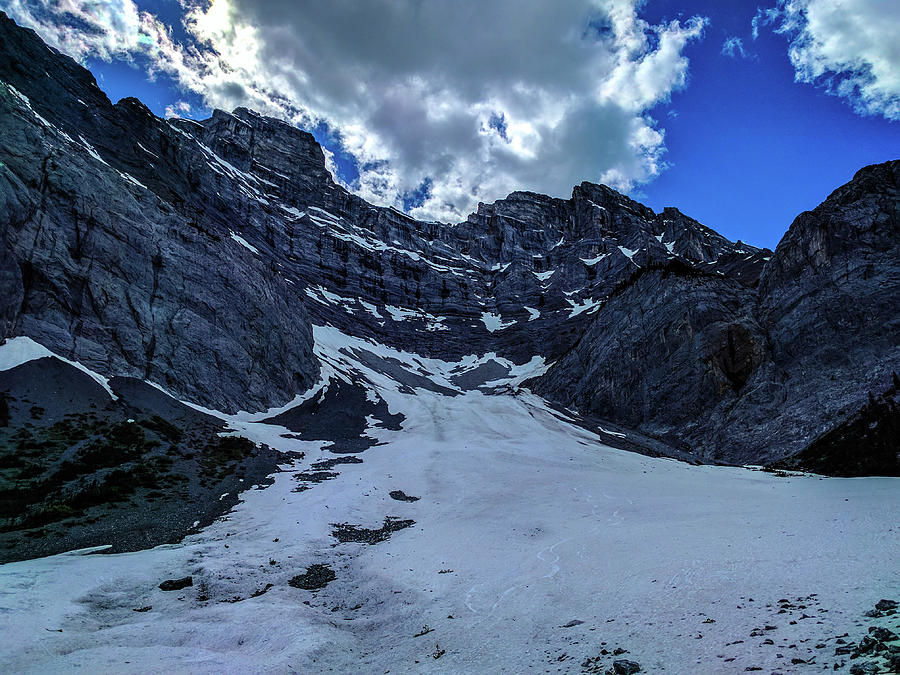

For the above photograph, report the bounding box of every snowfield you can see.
[0,329,897,674]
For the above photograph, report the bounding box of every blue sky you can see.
[637,0,898,248]
[6,0,898,249]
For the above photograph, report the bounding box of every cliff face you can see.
[0,12,897,469]
[534,161,899,464]
[752,161,900,464]
[0,16,319,413]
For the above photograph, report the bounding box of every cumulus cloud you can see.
[1,0,144,61]
[759,0,900,120]
[721,37,748,58]
[2,0,709,221]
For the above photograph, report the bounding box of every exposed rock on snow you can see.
[331,517,416,545]
[288,563,336,591]
[612,660,642,674]
[158,576,193,592]
[389,489,420,502]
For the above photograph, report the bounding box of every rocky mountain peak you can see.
[167,107,334,199]
[0,11,897,473]
[573,180,654,217]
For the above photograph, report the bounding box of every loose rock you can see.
[612,659,641,674]
[158,576,193,591]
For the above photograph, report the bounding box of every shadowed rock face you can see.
[0,12,897,469]
[0,14,318,413]
[771,377,900,477]
[535,162,899,465]
[533,264,767,454]
[748,161,900,463]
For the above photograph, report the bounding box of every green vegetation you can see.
[0,396,275,561]
[0,412,192,533]
[200,435,256,478]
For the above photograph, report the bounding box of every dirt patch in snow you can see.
[331,517,415,544]
[288,563,336,591]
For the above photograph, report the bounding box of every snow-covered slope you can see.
[1,328,896,674]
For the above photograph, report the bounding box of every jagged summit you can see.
[1,9,898,472]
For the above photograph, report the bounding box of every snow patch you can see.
[382,305,448,331]
[567,297,603,318]
[618,246,639,261]
[358,300,382,319]
[279,205,305,219]
[581,253,609,265]
[78,136,109,166]
[481,312,516,332]
[597,425,627,438]
[117,170,147,190]
[0,336,117,399]
[136,142,158,158]
[230,232,259,255]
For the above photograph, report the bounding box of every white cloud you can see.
[0,0,143,61]
[751,7,782,40]
[760,0,900,120]
[164,100,192,118]
[2,0,709,221]
[721,37,748,58]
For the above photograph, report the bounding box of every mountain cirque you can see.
[0,12,898,675]
[0,8,898,475]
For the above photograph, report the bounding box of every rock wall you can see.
[0,12,897,467]
[535,162,899,464]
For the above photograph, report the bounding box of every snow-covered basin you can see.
[0,355,897,673]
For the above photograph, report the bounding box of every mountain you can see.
[1,13,899,674]
[536,160,900,465]
[2,11,896,474]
